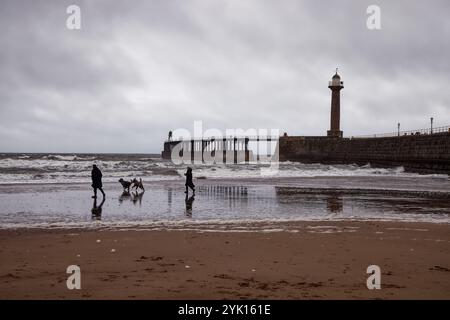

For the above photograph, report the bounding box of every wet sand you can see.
[1,176,449,299]
[1,220,449,299]
[1,176,450,227]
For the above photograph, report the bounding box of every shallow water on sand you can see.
[0,177,449,229]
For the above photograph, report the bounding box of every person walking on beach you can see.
[91,164,105,199]
[184,167,195,195]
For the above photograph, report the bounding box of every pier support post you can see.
[233,138,237,164]
[245,138,249,163]
[223,139,227,164]
[190,140,194,164]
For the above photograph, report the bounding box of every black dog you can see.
[118,178,132,192]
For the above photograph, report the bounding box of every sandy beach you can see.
[1,220,449,300]
[1,158,449,300]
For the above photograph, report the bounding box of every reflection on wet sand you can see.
[199,186,248,200]
[2,182,449,227]
[86,185,450,224]
[185,195,195,217]
[132,191,145,206]
[168,187,173,208]
[326,193,343,214]
[198,185,251,211]
[91,197,105,221]
[119,190,145,206]
[275,186,344,215]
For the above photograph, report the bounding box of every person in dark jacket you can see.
[184,167,195,195]
[91,164,105,199]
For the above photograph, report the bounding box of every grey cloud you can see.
[0,0,449,153]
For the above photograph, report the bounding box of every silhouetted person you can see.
[168,130,173,141]
[91,197,105,221]
[184,167,195,195]
[91,164,105,199]
[185,194,195,217]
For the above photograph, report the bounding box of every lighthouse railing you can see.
[328,80,344,86]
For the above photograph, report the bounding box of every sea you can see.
[0,153,445,185]
[0,153,449,229]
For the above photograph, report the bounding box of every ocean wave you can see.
[0,154,447,184]
[42,155,77,161]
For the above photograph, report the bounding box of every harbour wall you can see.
[278,132,450,174]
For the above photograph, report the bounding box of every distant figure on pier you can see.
[168,130,173,141]
[91,164,105,199]
[184,167,195,195]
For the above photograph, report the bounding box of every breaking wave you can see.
[0,153,446,184]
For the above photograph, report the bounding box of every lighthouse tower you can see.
[327,70,344,138]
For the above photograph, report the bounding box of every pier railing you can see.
[351,125,450,139]
[166,135,280,143]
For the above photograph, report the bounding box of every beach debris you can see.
[96,239,101,243]
[251,269,256,272]
[111,249,116,253]
[429,265,450,272]
[76,254,81,257]
[185,265,191,269]
[135,256,149,262]
[150,256,163,261]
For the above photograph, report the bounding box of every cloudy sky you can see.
[0,0,449,153]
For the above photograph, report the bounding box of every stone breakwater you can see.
[279,132,450,174]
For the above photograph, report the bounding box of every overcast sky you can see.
[0,0,449,153]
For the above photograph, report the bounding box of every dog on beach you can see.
[118,178,132,192]
[131,178,145,191]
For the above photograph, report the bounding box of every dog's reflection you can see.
[185,194,195,217]
[131,190,145,206]
[91,197,105,221]
[119,190,145,206]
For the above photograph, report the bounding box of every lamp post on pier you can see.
[430,117,434,134]
[397,123,400,137]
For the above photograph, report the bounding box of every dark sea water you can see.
[0,153,446,185]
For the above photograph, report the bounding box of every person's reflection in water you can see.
[131,190,145,206]
[185,194,195,218]
[326,193,343,214]
[91,197,105,221]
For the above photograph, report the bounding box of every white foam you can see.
[0,155,448,185]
